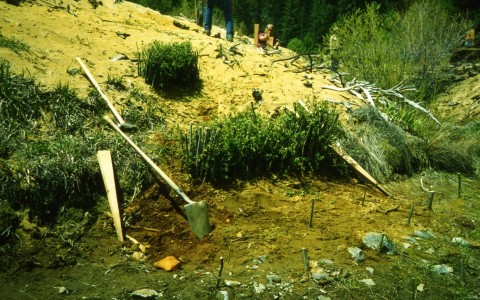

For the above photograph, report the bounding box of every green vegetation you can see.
[0,33,30,54]
[182,102,339,183]
[0,61,166,224]
[138,41,200,92]
[334,1,467,102]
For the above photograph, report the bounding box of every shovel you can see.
[76,57,136,130]
[103,115,211,240]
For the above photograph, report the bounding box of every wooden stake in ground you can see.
[97,150,124,242]
[254,23,259,47]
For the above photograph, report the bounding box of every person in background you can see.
[329,26,340,72]
[203,0,234,42]
[464,25,475,47]
[257,24,279,52]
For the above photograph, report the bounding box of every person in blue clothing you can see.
[203,0,234,42]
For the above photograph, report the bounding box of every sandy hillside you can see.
[0,0,359,128]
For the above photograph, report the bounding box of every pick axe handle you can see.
[103,116,195,205]
[76,57,126,125]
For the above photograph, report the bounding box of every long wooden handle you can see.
[76,57,125,125]
[332,143,390,196]
[103,116,195,204]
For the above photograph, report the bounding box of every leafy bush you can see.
[138,41,200,92]
[333,1,467,102]
[182,102,338,183]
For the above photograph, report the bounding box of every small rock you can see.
[224,280,241,287]
[417,283,425,292]
[363,232,396,254]
[348,247,365,263]
[216,290,229,300]
[359,278,376,286]
[254,255,268,264]
[320,259,334,266]
[452,237,470,247]
[154,256,181,271]
[56,286,69,294]
[366,267,374,274]
[432,264,453,275]
[425,248,435,254]
[317,296,332,300]
[413,230,435,240]
[131,251,147,262]
[266,274,281,284]
[253,282,265,294]
[131,289,159,299]
[311,267,330,282]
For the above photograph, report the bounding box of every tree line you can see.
[129,0,479,52]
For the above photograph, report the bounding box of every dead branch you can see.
[323,80,441,125]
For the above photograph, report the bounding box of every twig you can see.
[420,178,434,193]
[384,205,399,215]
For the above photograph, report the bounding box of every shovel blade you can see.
[184,200,211,240]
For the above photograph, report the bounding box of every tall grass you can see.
[0,61,166,224]
[0,34,30,54]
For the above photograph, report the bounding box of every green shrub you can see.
[182,101,338,183]
[287,38,307,54]
[0,64,165,224]
[138,41,200,91]
[333,1,466,102]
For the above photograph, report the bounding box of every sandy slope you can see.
[0,0,358,130]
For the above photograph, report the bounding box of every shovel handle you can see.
[76,57,126,125]
[103,116,195,204]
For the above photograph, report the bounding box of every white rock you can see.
[224,280,241,287]
[432,264,453,275]
[131,288,159,299]
[359,278,376,286]
[452,237,470,247]
[253,282,266,294]
[216,290,229,300]
[348,247,365,263]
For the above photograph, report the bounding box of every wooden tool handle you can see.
[103,116,195,204]
[76,57,125,125]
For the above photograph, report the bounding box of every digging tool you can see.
[103,115,211,240]
[76,57,136,130]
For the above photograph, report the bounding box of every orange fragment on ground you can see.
[154,256,181,271]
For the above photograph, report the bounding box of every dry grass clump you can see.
[337,104,480,183]
[424,123,480,175]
